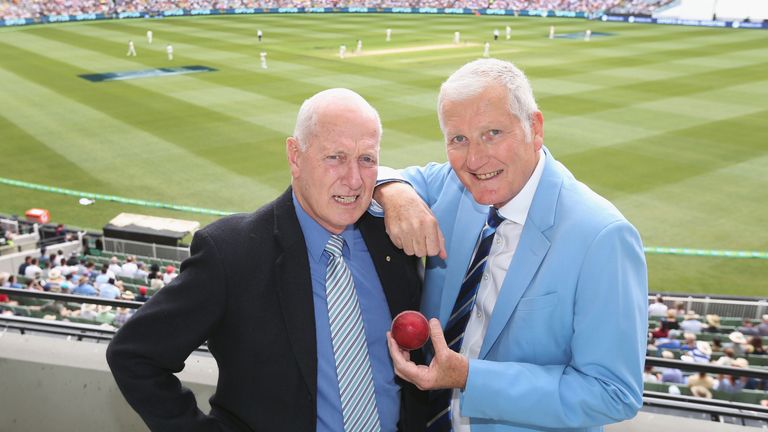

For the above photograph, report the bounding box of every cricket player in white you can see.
[386,28,392,42]
[147,30,153,44]
[549,25,555,39]
[505,25,511,40]
[260,52,268,69]
[127,40,136,56]
[453,31,460,44]
[339,44,346,59]
[483,41,490,57]
[166,44,173,60]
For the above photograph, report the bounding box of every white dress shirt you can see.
[451,149,546,432]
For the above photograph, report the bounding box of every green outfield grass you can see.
[1,14,767,295]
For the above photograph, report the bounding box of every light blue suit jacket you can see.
[395,148,648,431]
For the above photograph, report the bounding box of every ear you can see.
[531,111,544,151]
[287,136,302,173]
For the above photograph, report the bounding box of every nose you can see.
[465,140,488,171]
[342,160,364,191]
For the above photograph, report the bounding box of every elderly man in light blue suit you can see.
[376,59,648,431]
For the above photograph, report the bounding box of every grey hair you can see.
[292,88,382,151]
[437,58,539,141]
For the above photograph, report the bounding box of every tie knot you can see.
[325,234,344,258]
[487,207,504,229]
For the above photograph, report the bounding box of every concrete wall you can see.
[0,332,217,432]
[0,332,758,431]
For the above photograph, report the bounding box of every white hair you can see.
[437,58,539,141]
[292,88,382,151]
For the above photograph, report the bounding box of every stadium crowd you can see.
[1,248,179,327]
[1,0,673,20]
[644,295,768,404]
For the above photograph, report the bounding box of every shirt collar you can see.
[497,148,545,225]
[292,192,356,263]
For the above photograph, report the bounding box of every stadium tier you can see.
[1,0,677,20]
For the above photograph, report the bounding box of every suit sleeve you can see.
[372,163,454,214]
[459,220,648,428]
[106,230,228,432]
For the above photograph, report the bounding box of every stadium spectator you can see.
[687,371,715,390]
[113,307,134,327]
[651,308,679,339]
[0,272,9,287]
[690,385,712,399]
[717,358,749,393]
[121,256,138,278]
[147,263,161,281]
[704,314,721,333]
[711,337,723,353]
[672,301,686,317]
[44,268,64,293]
[738,318,759,336]
[94,264,112,288]
[748,335,765,355]
[659,351,684,384]
[100,278,122,299]
[4,274,23,289]
[727,331,749,356]
[134,262,149,281]
[135,286,150,302]
[760,314,768,336]
[679,310,703,334]
[161,265,177,284]
[72,276,98,296]
[715,347,736,367]
[17,256,31,276]
[24,257,42,279]
[60,273,75,293]
[149,277,164,292]
[680,332,697,352]
[648,294,668,317]
[643,365,660,383]
[108,257,123,276]
[26,278,43,291]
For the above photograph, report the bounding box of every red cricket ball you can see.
[391,310,430,350]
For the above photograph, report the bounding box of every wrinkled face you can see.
[441,85,543,208]
[287,109,380,234]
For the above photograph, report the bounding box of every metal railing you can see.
[649,294,768,320]
[102,237,190,262]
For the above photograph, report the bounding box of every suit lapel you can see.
[358,213,417,318]
[271,188,317,400]
[440,192,487,325]
[480,149,562,358]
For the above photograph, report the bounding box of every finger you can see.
[409,237,423,258]
[401,237,416,256]
[412,236,427,258]
[438,228,448,260]
[425,225,441,257]
[427,319,448,353]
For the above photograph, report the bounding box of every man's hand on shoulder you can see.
[374,182,447,259]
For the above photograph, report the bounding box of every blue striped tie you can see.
[325,234,382,432]
[427,208,504,432]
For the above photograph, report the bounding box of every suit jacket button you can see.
[386,256,391,262]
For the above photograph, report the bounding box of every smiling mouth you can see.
[333,195,359,204]
[474,170,503,180]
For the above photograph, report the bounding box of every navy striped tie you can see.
[427,207,504,432]
[325,234,382,432]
